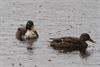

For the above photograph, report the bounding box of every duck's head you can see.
[26,20,34,30]
[80,33,95,43]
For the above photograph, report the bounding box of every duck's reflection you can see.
[80,51,91,58]
[26,39,38,50]
[61,49,91,58]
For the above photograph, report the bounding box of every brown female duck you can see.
[16,20,39,41]
[50,33,95,54]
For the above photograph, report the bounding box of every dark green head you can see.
[26,20,34,30]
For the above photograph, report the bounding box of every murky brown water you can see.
[0,0,100,67]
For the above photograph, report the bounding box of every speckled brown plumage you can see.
[50,33,95,54]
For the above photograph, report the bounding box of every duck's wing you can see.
[61,37,80,44]
[50,38,61,40]
[50,38,62,42]
[18,27,27,35]
[16,27,26,41]
[34,31,39,38]
[22,28,27,35]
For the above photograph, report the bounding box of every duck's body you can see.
[16,20,39,41]
[50,33,95,54]
[25,28,38,40]
[50,37,80,44]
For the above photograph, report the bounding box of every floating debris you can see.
[69,25,73,28]
[66,29,70,30]
[39,5,42,7]
[12,63,14,66]
[19,63,22,66]
[48,59,52,61]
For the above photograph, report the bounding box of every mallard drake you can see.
[50,33,95,54]
[16,20,39,41]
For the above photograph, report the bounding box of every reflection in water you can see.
[80,51,91,59]
[26,41,34,55]
[26,39,38,55]
[53,48,91,59]
[26,39,37,49]
[26,41,33,50]
[17,39,38,55]
[27,49,34,55]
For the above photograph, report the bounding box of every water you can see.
[0,0,100,67]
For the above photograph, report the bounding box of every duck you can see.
[50,33,95,54]
[16,20,39,41]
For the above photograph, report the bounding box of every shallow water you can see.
[0,0,100,67]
